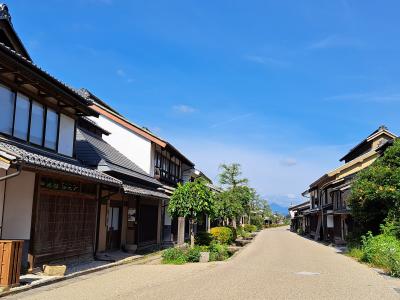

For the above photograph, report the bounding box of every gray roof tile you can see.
[0,137,121,185]
[122,184,169,200]
[76,128,161,186]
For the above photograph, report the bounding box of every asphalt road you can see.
[7,226,400,300]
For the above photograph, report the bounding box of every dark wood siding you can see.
[32,189,97,266]
[334,215,342,238]
[138,204,158,244]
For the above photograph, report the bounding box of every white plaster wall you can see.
[58,114,75,157]
[90,115,152,174]
[2,170,35,240]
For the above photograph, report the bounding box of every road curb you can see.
[0,252,162,298]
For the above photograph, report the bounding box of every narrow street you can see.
[7,227,400,300]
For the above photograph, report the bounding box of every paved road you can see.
[7,227,400,300]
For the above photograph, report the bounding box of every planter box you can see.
[0,240,23,289]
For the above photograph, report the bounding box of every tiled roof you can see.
[0,41,93,108]
[122,184,169,200]
[79,88,195,167]
[76,128,161,186]
[0,137,121,185]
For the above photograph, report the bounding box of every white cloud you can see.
[244,55,290,68]
[308,35,363,50]
[116,69,135,84]
[280,158,297,167]
[173,105,196,114]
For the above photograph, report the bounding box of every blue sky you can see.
[8,1,400,207]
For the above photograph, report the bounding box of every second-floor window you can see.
[154,147,182,183]
[0,84,64,152]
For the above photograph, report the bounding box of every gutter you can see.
[0,147,23,181]
[0,163,23,181]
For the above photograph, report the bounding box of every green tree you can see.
[219,163,248,188]
[214,190,244,224]
[168,179,216,247]
[349,139,400,238]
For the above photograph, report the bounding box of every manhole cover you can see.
[295,271,320,276]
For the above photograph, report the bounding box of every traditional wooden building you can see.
[75,117,169,252]
[76,89,196,246]
[0,4,122,270]
[302,126,396,244]
[288,201,309,233]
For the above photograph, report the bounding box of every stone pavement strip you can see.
[5,227,400,300]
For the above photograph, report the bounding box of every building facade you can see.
[77,89,197,246]
[295,126,396,244]
[0,4,123,270]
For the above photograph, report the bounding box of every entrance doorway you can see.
[107,204,122,250]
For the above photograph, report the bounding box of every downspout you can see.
[0,163,23,182]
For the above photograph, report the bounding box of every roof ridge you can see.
[339,125,395,162]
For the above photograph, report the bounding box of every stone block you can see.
[200,252,209,263]
[43,265,67,276]
[125,244,138,253]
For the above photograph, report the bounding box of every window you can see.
[0,84,15,135]
[29,101,44,145]
[58,114,75,156]
[13,93,30,141]
[0,84,68,153]
[44,108,58,150]
[154,148,182,183]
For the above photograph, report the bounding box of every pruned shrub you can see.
[210,227,234,245]
[162,247,187,265]
[195,231,213,246]
[227,226,238,241]
[236,226,250,238]
[250,215,264,230]
[209,242,229,261]
[186,247,201,262]
[244,224,257,233]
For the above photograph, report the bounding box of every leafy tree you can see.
[349,139,400,238]
[214,190,244,224]
[168,179,216,247]
[219,163,248,188]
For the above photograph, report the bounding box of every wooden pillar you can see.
[121,205,128,247]
[177,217,185,246]
[157,200,162,245]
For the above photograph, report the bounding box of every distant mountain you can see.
[270,202,289,215]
